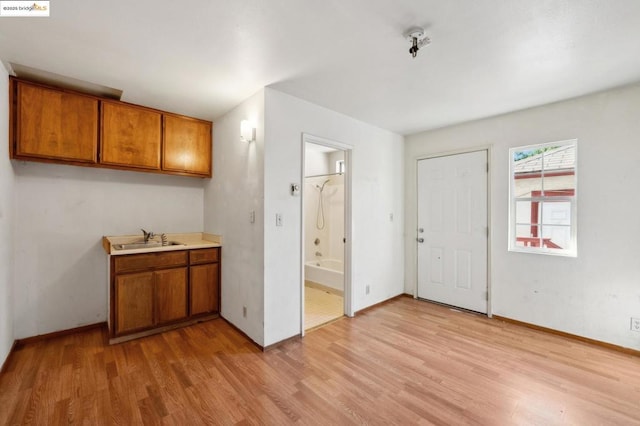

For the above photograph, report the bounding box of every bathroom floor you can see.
[304,282,343,331]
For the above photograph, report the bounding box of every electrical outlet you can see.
[276,213,283,227]
[366,285,370,295]
[243,306,247,318]
[631,317,640,332]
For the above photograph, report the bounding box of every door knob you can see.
[417,238,424,243]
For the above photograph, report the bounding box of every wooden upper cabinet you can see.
[101,101,162,170]
[163,114,212,176]
[13,80,98,163]
[10,77,212,178]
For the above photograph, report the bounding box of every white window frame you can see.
[508,139,577,257]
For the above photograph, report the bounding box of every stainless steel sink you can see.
[113,241,184,250]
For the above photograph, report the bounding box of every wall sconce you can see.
[240,120,256,143]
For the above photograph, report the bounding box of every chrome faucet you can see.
[141,229,155,243]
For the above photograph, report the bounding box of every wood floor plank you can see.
[1,298,640,424]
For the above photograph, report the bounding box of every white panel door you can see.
[417,151,488,313]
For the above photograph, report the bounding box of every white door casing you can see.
[417,150,488,313]
[301,133,353,337]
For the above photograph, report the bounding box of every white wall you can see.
[0,66,15,367]
[13,164,204,339]
[264,88,405,346]
[405,83,640,350]
[204,90,265,346]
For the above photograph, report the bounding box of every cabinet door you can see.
[15,81,98,162]
[115,272,154,334]
[190,263,219,316]
[155,267,188,324]
[101,101,161,170]
[163,114,212,176]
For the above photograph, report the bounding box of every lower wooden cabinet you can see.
[115,272,154,334]
[190,263,220,316]
[154,267,188,324]
[109,248,220,343]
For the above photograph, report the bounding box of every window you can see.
[509,139,577,256]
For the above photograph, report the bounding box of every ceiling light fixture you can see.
[405,27,431,58]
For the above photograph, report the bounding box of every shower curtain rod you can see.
[305,172,344,179]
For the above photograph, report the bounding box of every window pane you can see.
[541,170,575,195]
[509,139,577,256]
[515,201,536,224]
[513,175,543,197]
[513,149,542,169]
[515,224,542,247]
[513,148,543,196]
[541,201,571,226]
[542,145,574,172]
[541,225,571,250]
[541,143,575,194]
[515,224,535,237]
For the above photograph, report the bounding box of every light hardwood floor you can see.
[1,296,639,425]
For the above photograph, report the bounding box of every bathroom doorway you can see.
[301,134,352,333]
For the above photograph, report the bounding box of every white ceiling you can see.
[2,1,640,135]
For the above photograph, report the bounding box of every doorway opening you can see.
[301,134,352,333]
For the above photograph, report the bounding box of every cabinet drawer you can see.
[114,251,188,273]
[190,248,220,265]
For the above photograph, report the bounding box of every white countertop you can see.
[102,232,222,256]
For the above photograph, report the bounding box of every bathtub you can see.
[305,259,344,291]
